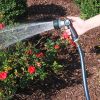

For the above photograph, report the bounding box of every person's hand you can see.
[67,16,88,35]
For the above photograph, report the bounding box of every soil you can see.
[13,0,100,100]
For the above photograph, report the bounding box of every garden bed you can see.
[1,0,100,100]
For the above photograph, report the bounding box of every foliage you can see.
[0,0,27,25]
[0,32,76,99]
[74,0,100,19]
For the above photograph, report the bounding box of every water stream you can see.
[0,21,54,49]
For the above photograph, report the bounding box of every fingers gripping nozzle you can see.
[53,19,78,42]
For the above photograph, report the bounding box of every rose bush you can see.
[0,31,76,99]
[0,0,27,25]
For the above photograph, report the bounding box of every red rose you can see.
[36,52,44,58]
[61,32,69,39]
[54,44,60,49]
[68,38,76,47]
[26,50,33,55]
[0,23,5,30]
[61,32,76,47]
[0,72,7,80]
[28,66,36,74]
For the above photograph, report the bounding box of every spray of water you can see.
[0,21,54,49]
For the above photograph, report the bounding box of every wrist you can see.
[84,20,91,33]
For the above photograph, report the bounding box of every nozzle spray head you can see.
[53,19,65,29]
[53,19,78,42]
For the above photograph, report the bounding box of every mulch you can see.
[13,0,100,100]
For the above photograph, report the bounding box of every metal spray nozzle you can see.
[53,19,78,42]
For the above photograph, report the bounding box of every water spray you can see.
[0,19,90,100]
